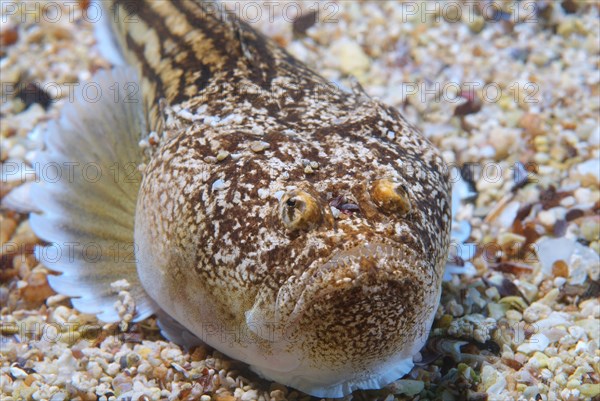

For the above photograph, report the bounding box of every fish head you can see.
[135,99,452,392]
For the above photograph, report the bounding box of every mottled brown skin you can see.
[108,0,451,391]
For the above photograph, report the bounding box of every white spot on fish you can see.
[274,190,285,201]
[258,188,269,199]
[212,179,227,191]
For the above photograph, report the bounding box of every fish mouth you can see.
[317,241,415,276]
[275,241,420,325]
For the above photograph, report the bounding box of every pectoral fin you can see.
[30,67,158,323]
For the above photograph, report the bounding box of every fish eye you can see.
[279,190,323,231]
[370,178,411,216]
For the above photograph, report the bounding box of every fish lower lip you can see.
[278,241,416,324]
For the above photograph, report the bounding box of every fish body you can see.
[32,0,451,397]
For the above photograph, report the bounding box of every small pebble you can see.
[331,38,370,76]
[517,333,551,354]
[9,366,28,379]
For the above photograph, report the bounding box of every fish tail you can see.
[101,0,242,132]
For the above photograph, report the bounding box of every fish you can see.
[30,0,452,397]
